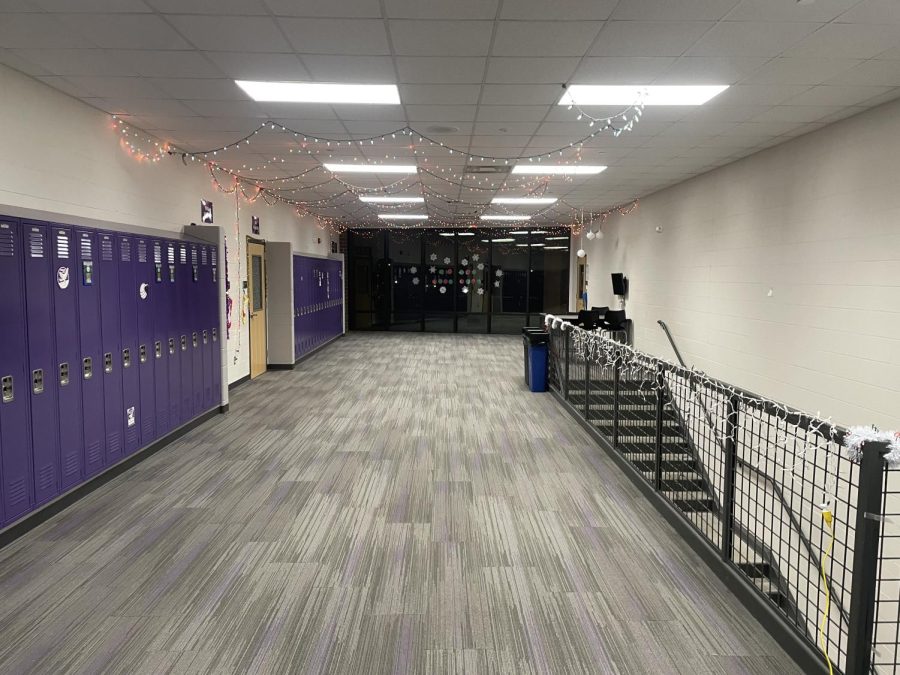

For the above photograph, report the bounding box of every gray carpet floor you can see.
[0,333,801,674]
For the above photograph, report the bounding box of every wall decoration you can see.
[201,199,214,224]
[251,216,260,234]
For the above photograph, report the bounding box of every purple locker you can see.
[200,245,214,411]
[0,218,34,522]
[177,242,193,422]
[189,244,204,413]
[293,256,300,360]
[210,244,221,409]
[98,232,124,465]
[118,235,141,455]
[135,238,156,444]
[22,222,60,505]
[166,241,181,429]
[76,230,106,477]
[51,225,84,489]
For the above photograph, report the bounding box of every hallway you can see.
[0,334,799,674]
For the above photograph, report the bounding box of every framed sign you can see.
[251,216,260,235]
[331,240,338,253]
[200,199,214,223]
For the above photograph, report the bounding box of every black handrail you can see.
[656,319,849,626]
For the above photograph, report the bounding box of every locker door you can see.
[189,244,203,413]
[200,245,213,411]
[293,256,300,360]
[135,238,156,445]
[210,244,221,408]
[98,232,123,465]
[118,235,141,455]
[176,242,193,422]
[166,241,180,428]
[22,222,60,505]
[0,218,34,521]
[151,240,169,437]
[76,230,105,477]
[52,226,84,489]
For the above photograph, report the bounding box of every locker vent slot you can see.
[101,237,114,261]
[138,240,148,263]
[80,236,92,260]
[56,231,70,259]
[167,245,175,264]
[120,238,132,262]
[37,463,55,490]
[87,441,102,466]
[191,247,198,265]
[211,248,218,266]
[7,477,27,506]
[64,453,79,477]
[0,225,14,257]
[126,426,138,446]
[142,418,154,440]
[29,230,45,258]
[180,246,187,264]
[154,242,162,264]
[107,432,122,455]
[201,248,208,265]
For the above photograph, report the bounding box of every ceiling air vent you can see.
[463,165,511,175]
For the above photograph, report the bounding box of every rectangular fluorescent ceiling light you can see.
[560,85,728,106]
[325,164,416,174]
[511,165,606,175]
[491,197,558,205]
[492,238,515,243]
[359,195,424,203]
[236,80,401,104]
[509,230,529,235]
[545,246,568,250]
[480,215,531,221]
[545,236,569,241]
[378,214,427,220]
[515,243,545,247]
[457,232,474,236]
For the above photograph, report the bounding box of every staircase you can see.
[566,374,807,627]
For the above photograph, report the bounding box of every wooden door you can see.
[247,241,267,379]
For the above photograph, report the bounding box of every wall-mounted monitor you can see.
[611,273,628,296]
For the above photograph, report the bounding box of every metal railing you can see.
[545,322,897,674]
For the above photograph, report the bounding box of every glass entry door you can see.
[422,231,456,332]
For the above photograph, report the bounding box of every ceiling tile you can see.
[473,121,539,135]
[0,48,53,77]
[486,57,579,84]
[572,56,676,83]
[60,14,192,50]
[90,97,198,117]
[784,23,900,59]
[741,57,862,85]
[36,0,150,9]
[611,0,740,21]
[479,84,564,105]
[167,16,292,52]
[384,0,497,19]
[390,20,494,56]
[264,0,382,17]
[492,21,603,57]
[725,0,859,22]
[10,48,139,76]
[404,104,478,121]
[824,60,900,86]
[827,0,900,24]
[687,21,820,57]
[113,50,224,77]
[63,75,168,98]
[34,75,95,98]
[750,105,843,123]
[147,0,269,13]
[149,77,248,100]
[591,21,712,57]
[182,99,268,117]
[396,57,486,83]
[500,0,617,20]
[713,83,812,105]
[204,52,308,80]
[476,105,551,122]
[0,14,94,48]
[301,55,395,82]
[654,56,768,84]
[781,84,893,106]
[280,18,389,55]
[399,84,481,105]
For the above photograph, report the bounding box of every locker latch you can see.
[181,335,187,351]
[212,267,217,283]
[122,348,131,368]
[168,338,175,354]
[155,263,162,283]
[169,264,175,282]
[1,375,12,403]
[155,341,162,359]
[83,357,92,380]
[212,328,217,342]
[82,261,93,285]
[32,369,44,394]
[59,362,69,386]
[192,332,198,348]
[192,265,199,282]
[139,345,147,363]
[203,330,208,345]
[104,352,113,373]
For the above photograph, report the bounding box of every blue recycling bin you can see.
[522,329,549,392]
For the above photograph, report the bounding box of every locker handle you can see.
[192,332,198,348]
[104,352,113,373]
[181,335,187,351]
[203,330,208,345]
[83,358,92,380]
[59,362,70,386]
[122,348,131,368]
[155,341,162,359]
[168,338,176,355]
[1,375,12,403]
[32,369,44,394]
[212,328,218,342]
[140,344,147,363]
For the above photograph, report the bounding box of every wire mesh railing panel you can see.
[542,317,895,675]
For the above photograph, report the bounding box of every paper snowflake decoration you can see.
[439,286,447,294]
[429,266,436,273]
[495,269,503,277]
[410,266,417,274]
[462,286,469,294]
[430,253,437,261]
[461,258,468,266]
[494,280,500,287]
[477,288,484,295]
[477,263,484,270]
[412,277,420,285]
[472,254,480,261]
[443,256,451,264]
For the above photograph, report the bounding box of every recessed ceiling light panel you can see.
[236,80,401,104]
[359,195,424,203]
[378,214,427,220]
[480,215,532,221]
[559,85,728,106]
[511,165,606,175]
[325,163,417,174]
[491,197,558,205]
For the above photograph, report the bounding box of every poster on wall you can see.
[251,216,260,235]
[331,241,337,253]
[200,199,214,223]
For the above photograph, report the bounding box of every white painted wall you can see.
[576,97,900,429]
[0,63,338,385]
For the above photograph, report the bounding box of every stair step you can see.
[737,561,772,579]
[593,424,685,444]
[666,491,716,513]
